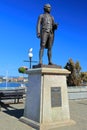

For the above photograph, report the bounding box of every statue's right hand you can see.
[37,33,40,38]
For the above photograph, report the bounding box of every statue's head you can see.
[44,4,51,13]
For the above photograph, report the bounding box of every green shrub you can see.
[18,66,28,73]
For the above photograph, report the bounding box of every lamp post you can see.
[24,48,37,69]
[28,48,33,69]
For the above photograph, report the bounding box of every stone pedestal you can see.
[20,68,75,129]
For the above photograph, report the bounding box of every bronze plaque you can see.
[51,87,62,107]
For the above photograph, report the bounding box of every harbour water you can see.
[0,82,26,89]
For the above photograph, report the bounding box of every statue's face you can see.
[44,4,51,13]
[44,7,51,13]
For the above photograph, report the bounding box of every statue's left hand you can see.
[53,23,58,30]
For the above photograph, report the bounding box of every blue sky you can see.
[0,0,87,76]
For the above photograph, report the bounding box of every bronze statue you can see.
[37,4,58,65]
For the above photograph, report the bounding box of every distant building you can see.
[0,75,28,83]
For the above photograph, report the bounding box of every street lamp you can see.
[24,48,37,69]
[28,48,33,69]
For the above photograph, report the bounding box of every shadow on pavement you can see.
[3,108,24,118]
[0,101,24,118]
[0,101,16,110]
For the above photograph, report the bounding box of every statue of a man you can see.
[37,4,58,65]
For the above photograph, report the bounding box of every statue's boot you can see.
[48,62,54,65]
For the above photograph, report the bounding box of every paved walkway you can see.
[0,99,87,130]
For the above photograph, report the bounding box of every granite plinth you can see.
[20,68,75,130]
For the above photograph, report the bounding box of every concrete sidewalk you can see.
[0,99,87,130]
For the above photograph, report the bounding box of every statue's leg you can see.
[39,31,48,64]
[39,45,44,64]
[48,47,52,64]
[47,33,54,65]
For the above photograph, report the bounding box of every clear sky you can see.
[0,0,87,76]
